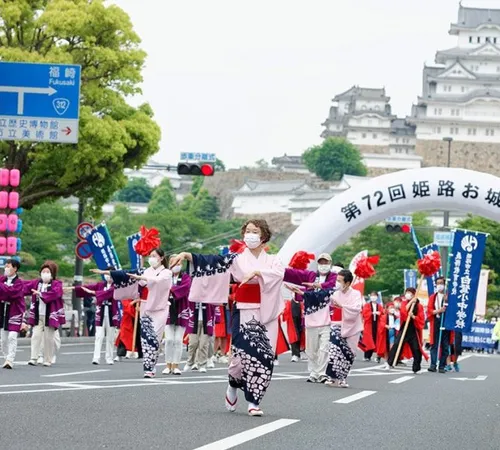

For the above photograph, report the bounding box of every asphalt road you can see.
[1,341,498,450]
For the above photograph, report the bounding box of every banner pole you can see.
[392,275,425,365]
[436,247,454,369]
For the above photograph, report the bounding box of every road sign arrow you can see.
[62,127,72,136]
[450,375,487,381]
[0,85,58,114]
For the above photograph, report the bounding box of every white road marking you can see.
[41,369,110,378]
[51,382,102,389]
[450,375,488,381]
[334,390,377,404]
[192,419,300,450]
[0,373,305,395]
[389,376,414,384]
[60,351,95,355]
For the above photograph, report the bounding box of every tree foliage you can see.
[0,0,161,209]
[302,137,367,181]
[457,215,500,275]
[457,215,500,311]
[147,178,177,214]
[114,178,153,203]
[332,213,432,295]
[20,201,77,275]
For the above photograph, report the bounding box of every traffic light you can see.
[385,223,411,233]
[177,163,214,176]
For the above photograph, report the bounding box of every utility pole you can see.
[71,198,85,335]
[441,137,453,277]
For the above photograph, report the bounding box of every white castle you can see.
[408,3,500,143]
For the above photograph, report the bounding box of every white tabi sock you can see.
[226,385,237,403]
[248,402,260,411]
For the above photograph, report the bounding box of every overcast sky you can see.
[112,0,500,169]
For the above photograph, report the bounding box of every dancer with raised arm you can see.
[170,219,285,417]
[93,227,172,378]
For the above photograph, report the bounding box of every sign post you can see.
[0,61,81,143]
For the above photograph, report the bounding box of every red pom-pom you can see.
[229,239,246,254]
[289,251,315,270]
[354,255,380,279]
[134,226,161,256]
[417,251,441,277]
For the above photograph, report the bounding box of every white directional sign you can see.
[385,215,412,224]
[434,231,454,248]
[0,61,81,144]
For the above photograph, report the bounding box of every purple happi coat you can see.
[75,281,119,327]
[0,276,26,333]
[186,301,216,336]
[166,273,192,328]
[25,279,65,329]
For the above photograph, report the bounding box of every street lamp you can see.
[441,137,453,276]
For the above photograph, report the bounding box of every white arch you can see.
[278,167,500,263]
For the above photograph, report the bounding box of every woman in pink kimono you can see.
[171,219,285,417]
[93,247,172,379]
[290,268,362,388]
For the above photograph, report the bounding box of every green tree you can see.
[148,178,177,214]
[20,201,77,275]
[215,158,226,172]
[302,137,367,181]
[191,177,204,197]
[114,178,153,203]
[332,213,432,294]
[0,0,161,210]
[189,188,220,224]
[457,215,500,275]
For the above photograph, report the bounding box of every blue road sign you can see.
[75,241,93,260]
[180,152,216,162]
[0,61,81,144]
[386,215,412,224]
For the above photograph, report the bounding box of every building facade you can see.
[321,86,421,174]
[231,180,314,215]
[408,4,500,174]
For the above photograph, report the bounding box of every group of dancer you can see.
[0,217,460,417]
[0,259,64,368]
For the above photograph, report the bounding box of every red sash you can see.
[234,283,261,304]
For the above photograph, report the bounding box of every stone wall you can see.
[415,140,500,175]
[366,167,401,177]
[203,169,325,219]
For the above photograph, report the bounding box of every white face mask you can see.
[335,281,345,291]
[405,293,413,300]
[244,233,261,249]
[172,265,181,274]
[148,257,160,268]
[41,272,52,284]
[436,284,445,293]
[4,268,12,277]
[104,274,112,283]
[370,296,377,302]
[318,264,331,274]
